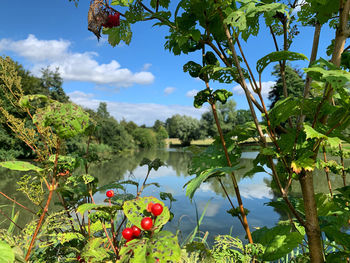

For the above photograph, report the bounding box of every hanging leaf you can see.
[213,89,233,105]
[183,61,203,79]
[103,20,132,46]
[185,166,240,199]
[256,51,308,74]
[193,89,211,108]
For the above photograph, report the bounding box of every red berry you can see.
[103,13,120,28]
[132,225,141,237]
[151,203,163,216]
[122,228,134,240]
[106,190,114,198]
[141,217,153,231]
[147,202,154,212]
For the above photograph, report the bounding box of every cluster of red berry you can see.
[122,201,164,241]
[102,12,120,28]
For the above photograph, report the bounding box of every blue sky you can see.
[0,0,335,125]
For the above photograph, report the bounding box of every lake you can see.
[0,147,348,245]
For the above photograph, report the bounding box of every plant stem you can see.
[322,146,333,197]
[0,208,23,230]
[339,144,347,186]
[210,97,253,243]
[89,191,118,257]
[25,177,56,261]
[0,191,36,215]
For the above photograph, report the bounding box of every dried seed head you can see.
[88,0,109,40]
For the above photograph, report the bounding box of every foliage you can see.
[166,114,201,146]
[268,64,305,109]
[132,128,157,148]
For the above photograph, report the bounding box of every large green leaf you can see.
[268,97,300,128]
[252,224,304,261]
[0,161,43,172]
[123,196,170,231]
[257,51,308,74]
[33,102,89,139]
[0,241,15,263]
[146,231,181,263]
[185,166,240,199]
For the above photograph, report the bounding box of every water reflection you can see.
[0,148,348,244]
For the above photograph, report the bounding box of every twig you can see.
[0,191,36,215]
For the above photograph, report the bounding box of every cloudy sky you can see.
[0,0,334,125]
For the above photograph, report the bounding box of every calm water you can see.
[0,148,348,244]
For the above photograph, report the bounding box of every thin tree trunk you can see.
[299,171,324,263]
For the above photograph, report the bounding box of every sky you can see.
[0,0,336,126]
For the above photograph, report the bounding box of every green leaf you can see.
[304,61,350,89]
[183,61,202,79]
[76,203,122,215]
[140,158,164,171]
[159,192,177,202]
[185,166,240,199]
[256,51,308,74]
[212,89,233,105]
[123,196,170,231]
[0,161,43,172]
[304,124,341,148]
[268,97,300,128]
[146,231,181,262]
[103,20,132,46]
[98,182,126,192]
[81,238,110,262]
[18,94,48,108]
[33,102,89,139]
[111,0,134,7]
[57,232,85,244]
[193,89,211,108]
[0,241,15,263]
[224,10,247,31]
[252,224,303,261]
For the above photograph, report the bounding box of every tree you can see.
[166,114,200,146]
[152,120,165,132]
[235,109,253,125]
[268,64,305,109]
[132,128,157,148]
[40,67,69,103]
[200,99,248,138]
[85,0,350,262]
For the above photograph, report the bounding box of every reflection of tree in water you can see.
[88,148,170,186]
[165,150,192,177]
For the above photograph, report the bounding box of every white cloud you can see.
[233,81,276,97]
[164,86,176,95]
[0,34,154,88]
[142,63,152,71]
[186,89,199,97]
[68,90,207,126]
[239,183,273,199]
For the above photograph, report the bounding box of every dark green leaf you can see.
[257,51,307,74]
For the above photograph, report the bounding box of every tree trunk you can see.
[299,171,324,263]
